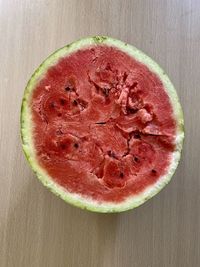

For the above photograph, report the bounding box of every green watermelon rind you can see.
[20,36,184,213]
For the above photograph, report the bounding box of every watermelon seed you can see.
[134,156,139,162]
[119,172,124,178]
[108,150,117,158]
[127,107,137,114]
[151,169,157,174]
[65,86,73,92]
[73,100,78,106]
[57,113,62,117]
[133,131,141,139]
[92,57,98,63]
[96,122,106,125]
[74,143,79,148]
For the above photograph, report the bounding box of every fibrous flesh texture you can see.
[31,45,176,203]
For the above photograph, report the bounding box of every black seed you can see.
[65,87,71,92]
[119,172,124,178]
[60,99,66,105]
[108,150,116,158]
[73,100,78,106]
[96,122,106,125]
[127,108,137,114]
[151,169,157,174]
[133,131,141,139]
[74,143,79,148]
[134,157,139,162]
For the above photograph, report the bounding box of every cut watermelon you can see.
[21,36,184,212]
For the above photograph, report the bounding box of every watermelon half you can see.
[21,36,184,213]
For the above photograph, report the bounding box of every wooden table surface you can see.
[0,1,200,266]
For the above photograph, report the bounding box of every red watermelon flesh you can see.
[31,45,176,203]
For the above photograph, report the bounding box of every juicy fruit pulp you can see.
[31,45,176,203]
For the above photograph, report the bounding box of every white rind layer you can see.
[21,36,184,213]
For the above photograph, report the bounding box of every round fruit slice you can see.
[21,36,184,213]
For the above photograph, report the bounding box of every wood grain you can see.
[0,0,200,266]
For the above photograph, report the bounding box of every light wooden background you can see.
[0,0,199,266]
